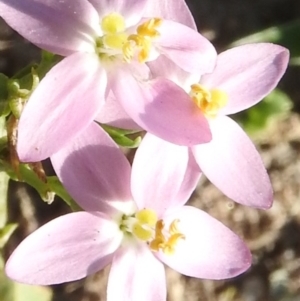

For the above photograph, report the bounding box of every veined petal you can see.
[90,0,147,27]
[174,149,202,205]
[6,212,122,285]
[144,0,196,29]
[96,91,141,130]
[51,122,133,213]
[110,68,212,146]
[17,52,107,162]
[157,206,251,279]
[192,116,273,208]
[148,55,200,92]
[0,0,100,56]
[107,243,166,301]
[131,133,189,216]
[156,20,217,74]
[200,43,290,115]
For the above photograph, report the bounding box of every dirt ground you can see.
[1,0,300,300]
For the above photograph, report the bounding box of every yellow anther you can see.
[137,18,162,38]
[150,219,185,255]
[101,13,126,34]
[149,237,164,251]
[121,18,162,63]
[135,209,158,226]
[169,219,181,235]
[190,84,228,118]
[123,34,152,63]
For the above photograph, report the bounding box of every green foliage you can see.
[101,124,142,148]
[231,19,300,65]
[234,89,293,135]
[0,267,52,301]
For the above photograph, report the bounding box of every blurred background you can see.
[0,0,300,300]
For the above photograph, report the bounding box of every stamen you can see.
[122,18,162,63]
[137,18,162,38]
[120,209,185,255]
[190,83,228,118]
[150,219,185,255]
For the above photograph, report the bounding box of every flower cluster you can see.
[0,0,289,300]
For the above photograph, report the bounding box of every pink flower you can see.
[0,0,216,161]
[100,43,289,208]
[6,123,251,300]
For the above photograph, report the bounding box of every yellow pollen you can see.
[122,18,162,63]
[137,18,162,38]
[101,13,126,34]
[150,219,185,255]
[190,83,228,118]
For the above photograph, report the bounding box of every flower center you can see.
[123,18,162,63]
[96,14,162,63]
[120,209,185,255]
[189,83,228,118]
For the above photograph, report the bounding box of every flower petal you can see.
[96,91,141,130]
[156,206,251,279]
[148,55,200,92]
[192,116,273,208]
[200,43,290,115]
[110,68,212,146]
[90,0,147,27]
[107,242,166,301]
[156,20,217,74]
[17,52,107,162]
[144,0,196,29]
[0,0,99,55]
[174,150,202,205]
[131,133,190,216]
[6,212,122,285]
[51,122,133,213]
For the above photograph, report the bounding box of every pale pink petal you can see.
[148,55,200,92]
[200,43,290,115]
[6,212,122,285]
[144,0,196,29]
[156,206,251,279]
[192,116,273,208]
[51,122,132,213]
[156,20,217,74]
[174,150,202,204]
[90,0,147,27]
[96,91,141,130]
[131,133,189,216]
[17,52,107,162]
[110,68,212,146]
[107,243,166,301]
[0,0,99,56]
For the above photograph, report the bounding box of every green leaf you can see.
[234,89,293,135]
[101,123,142,148]
[14,283,52,301]
[0,74,10,117]
[47,176,81,211]
[111,134,142,148]
[17,165,55,204]
[0,223,18,248]
[0,271,52,301]
[230,19,300,63]
[0,117,9,226]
